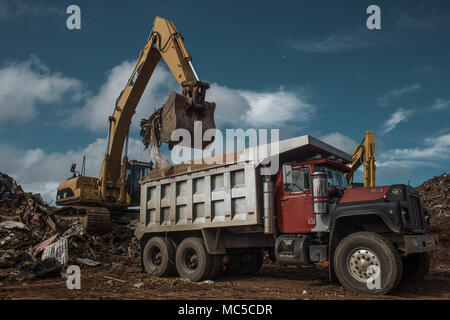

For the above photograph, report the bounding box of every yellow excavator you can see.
[55,17,216,230]
[345,130,376,188]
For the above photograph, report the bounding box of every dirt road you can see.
[0,253,448,300]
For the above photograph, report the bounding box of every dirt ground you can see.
[0,215,448,300]
[0,255,448,300]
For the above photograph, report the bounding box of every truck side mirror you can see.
[282,164,293,185]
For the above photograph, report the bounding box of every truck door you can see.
[277,166,315,233]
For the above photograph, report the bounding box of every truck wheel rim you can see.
[150,247,162,267]
[184,248,199,270]
[347,248,380,282]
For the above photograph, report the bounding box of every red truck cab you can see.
[275,159,350,234]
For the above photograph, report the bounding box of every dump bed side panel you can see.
[136,163,261,237]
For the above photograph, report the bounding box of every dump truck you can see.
[135,135,439,294]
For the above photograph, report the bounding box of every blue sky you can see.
[0,0,449,201]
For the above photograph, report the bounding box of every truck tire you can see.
[224,254,244,275]
[142,237,175,277]
[402,253,430,283]
[175,237,214,282]
[225,251,264,275]
[208,254,224,279]
[168,238,179,277]
[333,232,403,295]
[251,250,264,274]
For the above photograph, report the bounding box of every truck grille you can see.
[408,195,425,232]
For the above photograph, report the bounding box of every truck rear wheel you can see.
[208,254,224,279]
[225,251,264,275]
[333,232,403,295]
[251,250,264,274]
[175,237,213,282]
[402,252,430,283]
[142,236,175,277]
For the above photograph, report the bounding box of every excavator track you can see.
[55,206,139,234]
[54,207,111,234]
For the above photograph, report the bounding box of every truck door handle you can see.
[281,198,289,201]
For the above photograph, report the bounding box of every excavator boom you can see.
[57,17,216,209]
[345,131,375,188]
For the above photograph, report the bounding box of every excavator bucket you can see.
[141,92,216,150]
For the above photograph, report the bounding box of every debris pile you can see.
[0,171,138,281]
[417,173,449,217]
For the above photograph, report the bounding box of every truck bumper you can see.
[404,234,440,254]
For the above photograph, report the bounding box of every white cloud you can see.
[319,132,357,154]
[377,83,421,106]
[0,56,314,134]
[397,11,450,31]
[70,61,178,132]
[381,108,413,134]
[287,30,385,53]
[378,133,450,169]
[0,56,84,125]
[0,57,316,202]
[207,83,314,128]
[0,0,60,21]
[431,98,450,111]
[0,137,150,203]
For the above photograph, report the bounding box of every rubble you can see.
[417,173,449,217]
[0,171,139,282]
[76,258,101,267]
[32,258,62,279]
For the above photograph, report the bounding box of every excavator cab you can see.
[125,160,153,205]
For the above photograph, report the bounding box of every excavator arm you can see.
[57,17,215,206]
[345,131,375,188]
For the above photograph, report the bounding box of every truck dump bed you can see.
[135,135,351,239]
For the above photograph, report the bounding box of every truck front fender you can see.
[328,210,401,282]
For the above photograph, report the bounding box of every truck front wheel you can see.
[175,237,214,282]
[142,236,175,277]
[402,252,430,283]
[334,232,403,295]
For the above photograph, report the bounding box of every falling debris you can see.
[140,114,171,170]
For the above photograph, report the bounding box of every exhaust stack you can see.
[312,171,329,214]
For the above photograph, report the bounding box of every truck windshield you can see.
[316,165,348,189]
